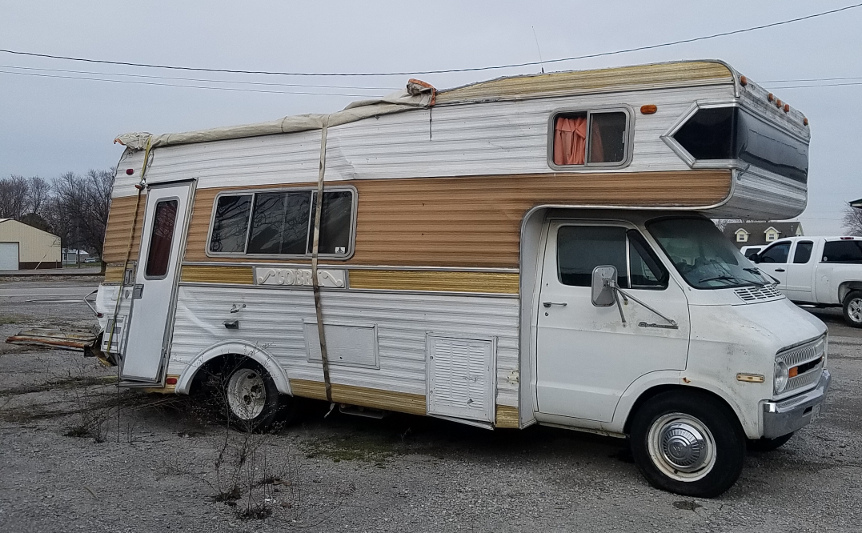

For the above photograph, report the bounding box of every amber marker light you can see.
[640,105,658,114]
[768,93,774,102]
[788,367,799,378]
[736,373,766,383]
[804,117,809,126]
[739,75,748,86]
[784,104,790,113]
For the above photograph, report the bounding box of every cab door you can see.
[121,181,194,383]
[755,241,791,291]
[535,222,690,422]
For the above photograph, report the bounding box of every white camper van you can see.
[95,60,829,497]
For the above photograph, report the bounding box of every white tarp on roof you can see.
[115,80,437,151]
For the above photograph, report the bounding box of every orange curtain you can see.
[589,119,604,162]
[553,117,587,165]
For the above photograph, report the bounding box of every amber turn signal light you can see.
[640,105,657,114]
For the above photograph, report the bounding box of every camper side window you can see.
[208,188,354,258]
[551,110,628,168]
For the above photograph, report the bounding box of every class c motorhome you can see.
[95,60,829,497]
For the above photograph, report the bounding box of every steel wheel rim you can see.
[647,413,717,482]
[848,297,862,323]
[226,368,266,420]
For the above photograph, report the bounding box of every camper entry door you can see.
[121,181,193,383]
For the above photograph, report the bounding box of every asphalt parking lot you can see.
[1,276,860,532]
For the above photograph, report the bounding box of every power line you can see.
[0,69,375,97]
[1,3,860,77]
[0,65,394,91]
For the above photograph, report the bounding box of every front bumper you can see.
[761,369,831,439]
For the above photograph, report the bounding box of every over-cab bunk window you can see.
[550,110,629,168]
[207,187,355,259]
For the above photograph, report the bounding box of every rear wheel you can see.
[842,290,862,328]
[222,360,291,432]
[630,391,745,498]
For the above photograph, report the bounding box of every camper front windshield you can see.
[647,217,769,290]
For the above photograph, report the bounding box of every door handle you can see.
[775,268,785,272]
[542,302,567,308]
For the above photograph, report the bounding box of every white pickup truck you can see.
[751,236,862,327]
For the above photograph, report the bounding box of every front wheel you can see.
[842,290,862,328]
[630,391,745,498]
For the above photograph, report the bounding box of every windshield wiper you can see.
[698,275,740,285]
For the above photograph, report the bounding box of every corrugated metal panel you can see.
[110,84,732,198]
[168,286,520,406]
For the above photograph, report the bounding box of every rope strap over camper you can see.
[312,116,333,404]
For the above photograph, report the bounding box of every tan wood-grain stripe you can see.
[180,265,254,284]
[290,379,427,416]
[180,170,731,268]
[349,270,519,294]
[102,194,146,264]
[495,405,520,428]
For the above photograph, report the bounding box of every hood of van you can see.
[689,298,826,355]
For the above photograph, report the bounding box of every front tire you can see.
[630,391,745,498]
[842,290,862,328]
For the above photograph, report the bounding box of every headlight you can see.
[774,360,789,394]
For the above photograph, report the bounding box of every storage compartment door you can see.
[426,334,496,423]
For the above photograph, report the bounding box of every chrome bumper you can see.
[761,369,831,439]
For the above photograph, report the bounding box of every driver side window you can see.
[557,226,668,289]
[759,242,790,264]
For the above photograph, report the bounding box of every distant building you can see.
[62,249,91,264]
[0,218,62,270]
[722,221,803,249]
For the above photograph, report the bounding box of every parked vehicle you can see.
[93,60,829,498]
[740,245,764,259]
[751,236,862,327]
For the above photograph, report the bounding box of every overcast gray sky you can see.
[2,1,860,234]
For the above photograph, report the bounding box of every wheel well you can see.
[188,353,259,396]
[839,282,862,302]
[623,385,740,435]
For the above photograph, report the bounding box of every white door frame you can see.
[121,181,195,383]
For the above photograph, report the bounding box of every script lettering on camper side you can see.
[254,267,346,288]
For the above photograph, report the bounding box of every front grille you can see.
[777,336,826,393]
[735,285,783,302]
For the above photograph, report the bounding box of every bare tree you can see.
[27,176,51,216]
[842,205,862,236]
[50,169,115,257]
[0,175,31,219]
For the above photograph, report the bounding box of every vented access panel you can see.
[426,334,496,422]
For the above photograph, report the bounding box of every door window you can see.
[793,241,813,263]
[145,199,178,278]
[758,242,790,264]
[556,226,667,289]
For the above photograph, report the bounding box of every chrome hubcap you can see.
[226,368,266,420]
[647,413,717,482]
[660,422,707,472]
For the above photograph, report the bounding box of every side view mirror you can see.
[591,265,618,307]
[749,253,761,263]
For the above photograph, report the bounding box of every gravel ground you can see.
[1,277,861,532]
